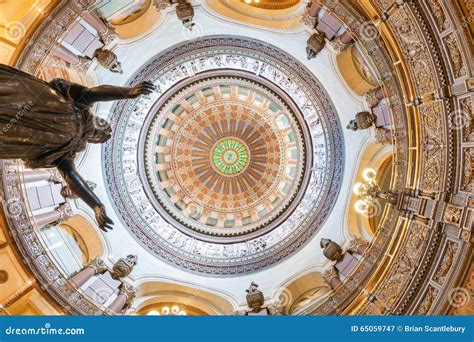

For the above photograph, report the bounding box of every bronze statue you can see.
[346,111,377,131]
[320,238,343,262]
[112,255,138,279]
[246,282,264,311]
[0,64,154,231]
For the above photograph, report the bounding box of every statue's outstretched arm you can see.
[80,81,155,106]
[55,158,114,232]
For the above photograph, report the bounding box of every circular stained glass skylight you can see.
[212,138,249,176]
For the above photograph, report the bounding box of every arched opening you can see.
[95,0,160,39]
[275,271,330,314]
[38,214,104,276]
[39,225,88,275]
[205,0,304,30]
[133,281,236,315]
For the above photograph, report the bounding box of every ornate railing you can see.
[293,0,472,315]
[0,160,116,315]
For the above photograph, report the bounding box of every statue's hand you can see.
[94,205,114,232]
[127,81,155,99]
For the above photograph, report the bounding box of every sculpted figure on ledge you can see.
[0,64,155,231]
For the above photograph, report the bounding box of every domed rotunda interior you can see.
[0,0,472,317]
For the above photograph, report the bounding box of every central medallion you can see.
[212,138,250,176]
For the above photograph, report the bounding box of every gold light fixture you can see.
[353,168,379,215]
[147,306,187,316]
[353,168,399,216]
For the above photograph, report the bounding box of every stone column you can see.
[32,210,61,228]
[32,203,73,228]
[51,44,81,65]
[83,12,107,34]
[71,257,107,287]
[83,12,117,45]
[323,267,342,289]
[50,42,94,73]
[331,31,354,53]
[302,1,321,28]
[365,87,386,107]
[347,238,370,255]
[309,1,322,17]
[108,284,136,314]
[22,169,62,183]
[339,31,354,45]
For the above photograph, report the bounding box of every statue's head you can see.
[320,238,331,248]
[126,254,138,265]
[89,117,112,144]
[346,120,358,131]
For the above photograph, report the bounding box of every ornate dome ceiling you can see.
[144,75,308,240]
[104,36,344,274]
[0,0,472,319]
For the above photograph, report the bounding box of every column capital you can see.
[329,32,354,54]
[119,283,137,311]
[322,266,341,289]
[86,256,108,274]
[153,0,172,11]
[365,87,386,107]
[56,203,74,221]
[375,127,393,145]
[347,237,370,255]
[48,169,63,183]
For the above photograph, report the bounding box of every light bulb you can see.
[171,305,180,314]
[354,200,368,214]
[362,168,376,182]
[353,183,362,195]
[147,310,160,316]
[162,306,170,315]
[178,310,187,316]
